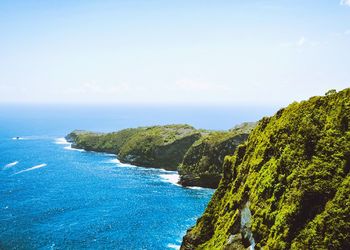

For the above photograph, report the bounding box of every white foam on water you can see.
[118,162,136,168]
[63,145,85,152]
[159,173,180,186]
[54,138,70,145]
[103,153,116,156]
[187,186,204,190]
[158,168,171,173]
[108,158,121,164]
[107,157,177,172]
[13,163,47,175]
[108,158,136,168]
[54,137,85,152]
[167,243,180,249]
[3,161,19,169]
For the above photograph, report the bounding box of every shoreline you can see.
[55,137,213,190]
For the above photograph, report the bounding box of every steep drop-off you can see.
[181,88,350,249]
[178,123,255,189]
[66,124,201,170]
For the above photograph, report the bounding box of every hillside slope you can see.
[181,88,350,249]
[66,124,201,170]
[178,123,255,188]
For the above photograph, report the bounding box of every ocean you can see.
[0,105,276,249]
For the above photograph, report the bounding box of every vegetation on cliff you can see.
[67,123,254,185]
[178,123,255,188]
[66,124,202,170]
[66,128,141,154]
[181,88,350,249]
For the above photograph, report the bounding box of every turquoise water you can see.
[0,105,275,249]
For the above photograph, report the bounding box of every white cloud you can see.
[345,30,350,35]
[297,37,306,46]
[340,0,350,6]
[280,36,320,48]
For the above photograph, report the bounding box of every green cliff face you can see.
[181,88,350,249]
[178,123,255,189]
[66,123,254,186]
[66,124,202,170]
[66,128,141,154]
[117,124,202,170]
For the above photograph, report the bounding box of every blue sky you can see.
[0,0,349,106]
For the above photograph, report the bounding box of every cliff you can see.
[181,88,350,249]
[66,124,202,170]
[65,128,140,154]
[178,123,255,189]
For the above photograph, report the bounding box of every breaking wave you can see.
[54,138,70,145]
[159,173,180,186]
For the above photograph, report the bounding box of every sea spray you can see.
[54,138,70,145]
[159,173,180,186]
[107,158,136,168]
[54,138,85,152]
[167,243,180,249]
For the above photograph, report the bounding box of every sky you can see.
[0,0,349,106]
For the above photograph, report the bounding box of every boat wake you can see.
[12,136,51,140]
[13,163,47,175]
[3,161,19,169]
[12,137,26,140]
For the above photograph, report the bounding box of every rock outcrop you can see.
[178,123,255,188]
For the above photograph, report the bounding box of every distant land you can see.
[66,123,255,188]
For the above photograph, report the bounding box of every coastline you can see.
[55,137,212,190]
[64,123,254,189]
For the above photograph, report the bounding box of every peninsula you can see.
[66,123,254,188]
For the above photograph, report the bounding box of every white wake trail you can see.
[3,161,19,169]
[13,163,47,175]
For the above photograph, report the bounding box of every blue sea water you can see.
[0,105,276,249]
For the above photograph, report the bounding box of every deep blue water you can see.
[0,105,276,249]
